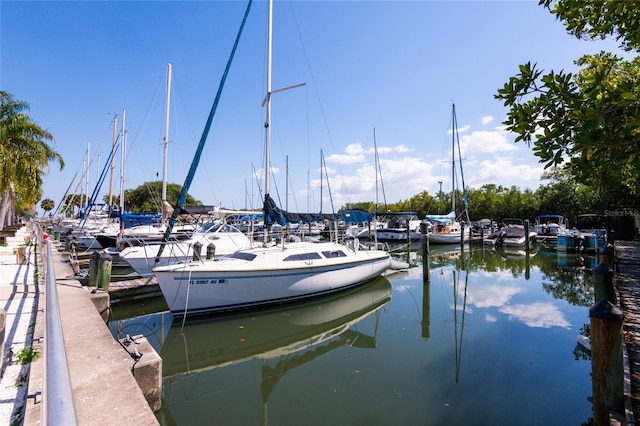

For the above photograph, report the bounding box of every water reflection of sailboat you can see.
[438,251,470,383]
[160,274,391,378]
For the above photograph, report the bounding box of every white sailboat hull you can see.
[119,228,250,277]
[426,232,469,244]
[154,241,391,316]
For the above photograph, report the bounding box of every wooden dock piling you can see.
[590,299,624,425]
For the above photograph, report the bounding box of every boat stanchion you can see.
[206,243,216,260]
[88,251,101,287]
[193,241,203,261]
[97,252,112,292]
[589,299,624,425]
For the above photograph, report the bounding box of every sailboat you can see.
[424,103,470,244]
[153,0,391,317]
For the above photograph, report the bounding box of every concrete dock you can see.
[0,225,159,425]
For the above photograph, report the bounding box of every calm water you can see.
[110,243,597,425]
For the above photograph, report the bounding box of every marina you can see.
[3,223,640,424]
[107,238,606,425]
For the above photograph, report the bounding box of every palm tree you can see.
[40,198,55,216]
[0,91,64,227]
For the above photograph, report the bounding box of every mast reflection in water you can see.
[112,245,596,425]
[158,276,391,425]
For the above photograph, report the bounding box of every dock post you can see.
[420,222,430,282]
[88,251,101,287]
[97,252,112,292]
[589,299,624,425]
[460,221,465,248]
[524,220,530,252]
[206,243,216,260]
[598,243,614,268]
[193,241,203,261]
[593,263,615,304]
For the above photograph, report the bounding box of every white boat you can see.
[153,0,391,317]
[119,221,250,277]
[533,214,568,242]
[154,240,391,316]
[372,212,422,242]
[577,335,591,351]
[424,104,471,245]
[160,275,392,377]
[486,218,537,247]
[424,210,470,244]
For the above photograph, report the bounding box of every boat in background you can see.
[424,103,471,245]
[485,218,537,247]
[118,220,250,277]
[372,211,422,242]
[556,214,607,253]
[534,214,568,243]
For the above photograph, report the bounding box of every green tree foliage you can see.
[542,0,640,52]
[40,198,55,216]
[0,92,64,221]
[122,181,202,213]
[496,1,640,209]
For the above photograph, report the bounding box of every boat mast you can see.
[262,0,273,245]
[84,142,90,210]
[108,115,118,209]
[451,103,456,216]
[162,63,173,220]
[120,108,127,213]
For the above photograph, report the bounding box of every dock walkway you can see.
[615,240,640,424]
[0,225,158,425]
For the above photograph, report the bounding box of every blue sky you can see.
[1,1,626,215]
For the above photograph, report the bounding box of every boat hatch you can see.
[230,252,257,261]
[284,252,323,261]
[322,250,347,258]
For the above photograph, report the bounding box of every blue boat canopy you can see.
[425,210,456,223]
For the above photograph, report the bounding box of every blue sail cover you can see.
[425,210,456,223]
[341,209,373,224]
[121,212,163,228]
[263,195,367,225]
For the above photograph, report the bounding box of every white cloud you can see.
[459,130,518,154]
[467,158,544,187]
[500,302,571,329]
[482,116,494,125]
[467,284,523,308]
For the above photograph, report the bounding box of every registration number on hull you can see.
[189,279,227,285]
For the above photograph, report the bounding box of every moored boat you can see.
[154,0,391,317]
[534,214,568,243]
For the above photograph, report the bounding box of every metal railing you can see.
[41,230,78,425]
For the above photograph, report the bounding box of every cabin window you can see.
[283,252,323,261]
[322,250,347,258]
[229,252,257,261]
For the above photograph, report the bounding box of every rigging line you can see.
[126,70,164,179]
[321,150,336,214]
[157,0,253,261]
[282,1,354,204]
[55,118,113,215]
[454,107,470,224]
